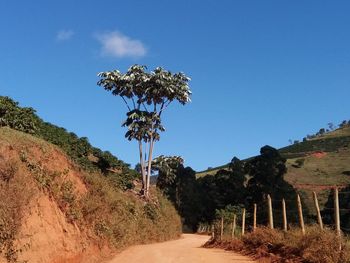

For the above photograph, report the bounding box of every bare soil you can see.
[107,234,255,263]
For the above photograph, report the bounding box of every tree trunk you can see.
[138,140,146,195]
[146,136,154,198]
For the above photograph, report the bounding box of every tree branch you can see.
[131,97,136,109]
[142,102,149,112]
[159,100,171,117]
[121,96,131,111]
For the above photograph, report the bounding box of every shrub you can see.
[205,226,350,263]
[296,226,350,263]
[292,158,305,168]
[79,172,181,249]
[0,96,38,134]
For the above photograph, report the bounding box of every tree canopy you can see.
[97,65,192,197]
[0,96,38,134]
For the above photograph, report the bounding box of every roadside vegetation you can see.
[204,226,350,263]
[0,96,181,262]
[0,95,138,190]
[1,92,350,262]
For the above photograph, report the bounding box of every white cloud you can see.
[95,31,147,58]
[56,30,74,41]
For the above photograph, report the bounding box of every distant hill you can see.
[196,126,350,211]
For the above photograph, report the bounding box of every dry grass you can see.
[80,172,181,249]
[285,148,350,187]
[0,127,182,261]
[0,160,35,262]
[205,226,350,263]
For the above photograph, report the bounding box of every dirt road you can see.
[108,234,255,263]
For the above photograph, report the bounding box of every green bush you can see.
[0,96,38,134]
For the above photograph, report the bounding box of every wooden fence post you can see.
[241,208,246,236]
[334,188,341,237]
[231,214,236,239]
[282,198,287,232]
[297,194,305,235]
[313,191,323,230]
[253,203,257,232]
[220,216,224,241]
[267,194,274,229]
[211,224,214,239]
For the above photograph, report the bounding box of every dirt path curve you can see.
[107,234,255,263]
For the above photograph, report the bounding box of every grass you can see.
[285,148,350,186]
[196,168,222,178]
[196,126,350,214]
[80,172,181,249]
[205,226,350,263]
[0,160,34,262]
[0,127,182,260]
[309,127,350,140]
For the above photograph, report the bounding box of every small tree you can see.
[339,120,347,128]
[319,128,326,135]
[153,155,184,197]
[328,122,335,131]
[97,65,191,197]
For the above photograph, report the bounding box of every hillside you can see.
[0,96,138,191]
[196,126,350,210]
[0,127,181,263]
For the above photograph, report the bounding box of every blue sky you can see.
[1,1,349,171]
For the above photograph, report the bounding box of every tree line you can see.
[289,120,350,145]
[0,96,138,189]
[153,145,300,231]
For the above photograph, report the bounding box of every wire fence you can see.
[201,188,348,240]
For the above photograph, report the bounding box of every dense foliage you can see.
[0,96,137,189]
[196,157,246,223]
[153,156,201,231]
[245,146,299,226]
[157,146,301,231]
[0,96,38,134]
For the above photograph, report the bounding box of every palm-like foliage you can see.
[122,110,164,142]
[97,65,191,197]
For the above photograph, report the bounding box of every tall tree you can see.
[97,65,191,197]
[245,145,299,225]
[245,145,287,201]
[196,157,246,224]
